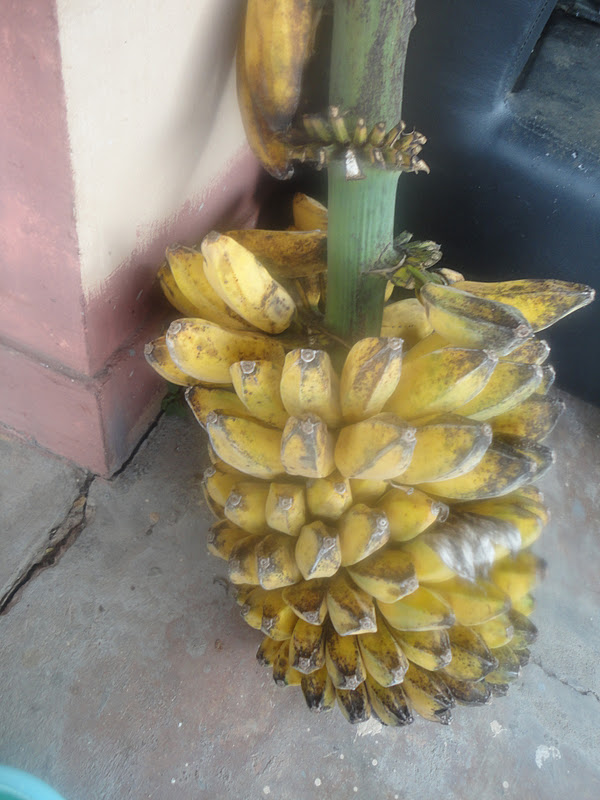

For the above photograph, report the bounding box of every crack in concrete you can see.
[0,473,95,615]
[531,656,600,704]
[109,410,165,480]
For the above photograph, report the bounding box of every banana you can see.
[500,336,550,365]
[236,16,293,179]
[377,586,455,632]
[202,480,224,519]
[166,318,285,384]
[207,520,251,560]
[483,645,521,694]
[293,192,328,231]
[398,538,455,583]
[144,337,200,387]
[347,548,418,604]
[490,394,565,441]
[157,261,205,317]
[454,278,595,332]
[403,332,450,363]
[339,337,404,423]
[390,628,452,671]
[380,298,433,347]
[280,414,336,478]
[165,245,250,330]
[512,592,535,617]
[489,550,546,603]
[294,520,341,580]
[282,578,328,625]
[334,413,417,480]
[419,439,538,501]
[256,635,284,667]
[393,414,492,484]
[227,229,327,279]
[224,481,270,533]
[280,348,342,427]
[438,672,491,706]
[417,282,533,356]
[201,232,296,334]
[306,473,353,520]
[203,464,246,507]
[433,577,510,626]
[206,411,284,479]
[471,614,515,649]
[385,348,498,420]
[365,675,414,726]
[325,625,367,690]
[376,487,447,542]
[265,482,307,536]
[301,665,336,712]
[350,479,389,505]
[240,586,269,629]
[455,361,543,420]
[261,589,299,640]
[507,609,538,650]
[289,618,326,673]
[326,572,377,636]
[256,532,303,589]
[402,663,454,724]
[337,504,391,566]
[186,386,249,427]
[272,639,303,686]
[244,0,315,131]
[536,364,556,394]
[228,534,262,585]
[357,617,409,686]
[336,683,372,725]
[230,359,288,428]
[456,497,545,549]
[443,625,498,681]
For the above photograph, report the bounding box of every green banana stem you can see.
[325,0,417,342]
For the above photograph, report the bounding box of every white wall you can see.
[56,0,247,293]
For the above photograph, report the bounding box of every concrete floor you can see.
[1,393,599,800]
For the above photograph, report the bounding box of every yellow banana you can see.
[224,480,270,533]
[500,336,550,365]
[385,348,498,420]
[336,683,372,725]
[230,359,288,427]
[349,479,389,505]
[280,348,342,427]
[334,413,416,480]
[282,578,328,625]
[144,336,200,387]
[289,618,326,673]
[456,497,546,548]
[325,625,367,690]
[261,589,299,639]
[380,298,433,347]
[157,260,205,317]
[272,639,303,686]
[357,617,409,686]
[326,572,377,636]
[206,411,284,479]
[227,228,327,279]
[377,586,455,632]
[256,532,303,589]
[301,665,336,712]
[438,672,491,706]
[535,364,556,394]
[483,644,521,694]
[402,663,454,724]
[390,628,452,671]
[376,486,447,542]
[471,614,515,649]
[203,463,246,507]
[166,318,285,384]
[244,0,315,131]
[240,586,269,629]
[207,520,250,561]
[337,504,391,566]
[393,414,492,484]
[265,482,307,536]
[454,278,595,332]
[418,282,533,356]
[339,337,404,423]
[185,385,248,427]
[432,577,510,626]
[403,332,450,363]
[512,592,535,617]
[455,361,543,420]
[280,414,336,478]
[236,16,293,178]
[256,635,284,667]
[489,550,546,603]
[398,538,455,583]
[201,232,296,334]
[347,548,417,604]
[365,675,413,727]
[294,521,341,580]
[507,609,538,650]
[306,473,353,520]
[490,394,565,441]
[443,625,498,681]
[293,192,328,231]
[227,534,261,585]
[165,245,250,330]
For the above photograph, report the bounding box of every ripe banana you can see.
[334,413,417,480]
[376,486,447,542]
[301,665,336,712]
[453,278,595,332]
[347,548,417,604]
[490,394,565,441]
[438,672,491,706]
[377,586,455,632]
[166,318,285,384]
[230,359,288,428]
[265,482,307,536]
[204,464,246,507]
[201,232,296,334]
[456,498,545,549]
[282,578,328,625]
[326,572,377,636]
[471,614,515,649]
[228,534,261,584]
[433,577,510,626]
[390,628,452,671]
[157,260,204,317]
[357,616,409,686]
[256,635,283,667]
[261,589,299,639]
[280,414,336,478]
[401,663,454,724]
[224,480,270,533]
[256,532,303,589]
[337,504,391,566]
[507,609,538,650]
[455,361,543,420]
[380,298,433,347]
[207,520,250,561]
[443,625,498,681]
[399,538,455,583]
[185,385,248,427]
[289,618,326,673]
[385,347,498,420]
[325,625,367,690]
[293,192,328,231]
[489,550,546,603]
[272,639,303,686]
[336,683,372,725]
[144,336,200,387]
[349,479,389,505]
[483,644,521,694]
[418,282,533,356]
[339,337,404,423]
[393,414,492,484]
[280,348,342,427]
[294,521,341,580]
[306,473,353,520]
[226,228,327,279]
[206,411,284,479]
[366,674,413,726]
[501,336,550,365]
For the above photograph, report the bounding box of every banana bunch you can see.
[146,191,594,725]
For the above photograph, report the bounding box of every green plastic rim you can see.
[0,766,67,800]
